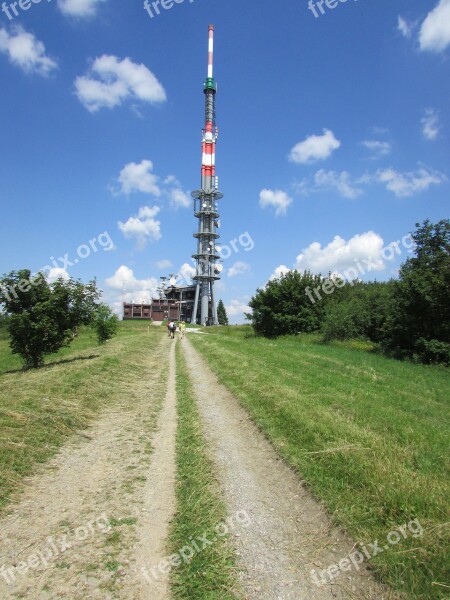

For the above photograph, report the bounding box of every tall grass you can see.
[190,328,450,600]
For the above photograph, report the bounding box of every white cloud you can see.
[105,266,158,294]
[421,108,440,141]
[177,262,196,285]
[104,265,158,314]
[398,16,414,39]
[112,161,191,209]
[167,187,191,209]
[118,205,161,249]
[227,261,250,278]
[361,140,391,157]
[226,299,251,323]
[259,189,293,216]
[289,129,341,164]
[419,0,450,53]
[376,167,446,197]
[117,160,161,196]
[0,27,57,76]
[47,268,70,283]
[269,265,291,281]
[75,55,166,112]
[295,232,385,275]
[57,0,107,17]
[156,259,173,270]
[312,170,363,199]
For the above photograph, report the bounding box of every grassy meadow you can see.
[0,320,162,514]
[189,326,450,600]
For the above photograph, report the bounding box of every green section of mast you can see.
[204,77,217,93]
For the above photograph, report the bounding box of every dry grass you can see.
[0,321,162,514]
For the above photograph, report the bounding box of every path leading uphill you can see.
[0,330,399,599]
[182,335,398,600]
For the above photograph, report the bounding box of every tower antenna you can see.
[191,24,224,326]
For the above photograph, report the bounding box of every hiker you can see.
[170,320,177,339]
[167,320,172,338]
[179,320,186,340]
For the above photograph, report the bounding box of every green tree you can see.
[246,270,328,338]
[385,219,450,363]
[217,299,228,325]
[0,269,100,368]
[93,304,119,345]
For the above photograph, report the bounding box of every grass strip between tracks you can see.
[169,340,239,599]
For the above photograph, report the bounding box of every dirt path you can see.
[0,336,177,600]
[0,330,400,600]
[182,337,397,600]
[132,339,177,599]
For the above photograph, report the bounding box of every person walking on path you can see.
[179,320,186,340]
[169,321,177,339]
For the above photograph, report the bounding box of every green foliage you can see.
[322,281,395,343]
[246,220,449,365]
[93,304,119,345]
[247,270,328,338]
[0,269,100,368]
[0,314,9,341]
[385,219,450,363]
[322,296,369,341]
[217,298,228,325]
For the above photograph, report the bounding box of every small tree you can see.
[93,304,119,345]
[217,299,228,325]
[0,269,100,368]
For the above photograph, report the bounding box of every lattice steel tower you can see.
[191,24,223,325]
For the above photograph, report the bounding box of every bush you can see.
[93,305,119,345]
[414,339,450,366]
[322,281,395,343]
[247,270,329,338]
[322,299,370,341]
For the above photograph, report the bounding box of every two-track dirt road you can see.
[0,333,396,599]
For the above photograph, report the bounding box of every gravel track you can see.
[182,336,397,600]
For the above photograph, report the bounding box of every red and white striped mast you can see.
[191,25,223,325]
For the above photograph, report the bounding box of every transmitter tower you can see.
[191,24,223,325]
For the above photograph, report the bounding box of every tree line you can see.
[246,219,450,365]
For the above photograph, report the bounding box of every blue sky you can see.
[0,0,449,322]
